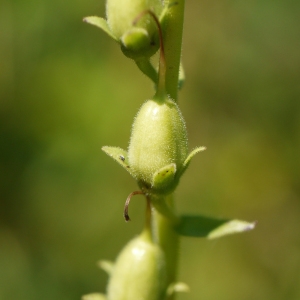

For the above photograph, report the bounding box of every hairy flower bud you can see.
[128,95,188,195]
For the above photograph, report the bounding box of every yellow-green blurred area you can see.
[1,0,300,299]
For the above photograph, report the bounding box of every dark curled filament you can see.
[124,191,144,222]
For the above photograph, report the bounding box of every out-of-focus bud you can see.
[106,0,163,59]
[107,231,167,300]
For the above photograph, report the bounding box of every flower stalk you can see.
[152,194,180,298]
[82,1,256,299]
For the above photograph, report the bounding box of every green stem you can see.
[144,195,153,240]
[162,0,185,102]
[150,2,186,299]
[135,58,158,84]
[152,194,179,300]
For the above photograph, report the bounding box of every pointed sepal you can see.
[175,215,256,239]
[183,146,206,169]
[83,16,117,41]
[97,260,114,275]
[102,146,133,176]
[179,146,206,177]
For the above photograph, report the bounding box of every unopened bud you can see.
[106,0,163,59]
[128,95,188,195]
[107,231,167,300]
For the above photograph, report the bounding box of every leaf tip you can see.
[208,219,257,240]
[244,220,257,231]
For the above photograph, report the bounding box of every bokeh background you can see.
[1,0,300,299]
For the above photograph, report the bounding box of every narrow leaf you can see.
[175,215,256,239]
[208,219,256,239]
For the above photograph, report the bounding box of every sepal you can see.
[101,146,133,176]
[152,163,176,192]
[183,146,206,169]
[179,146,206,176]
[97,260,114,275]
[83,16,117,41]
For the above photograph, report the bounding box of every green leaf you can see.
[83,16,117,41]
[102,146,133,176]
[208,219,256,239]
[175,215,256,239]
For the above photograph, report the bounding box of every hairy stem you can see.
[162,0,185,102]
[148,2,186,299]
[152,194,179,300]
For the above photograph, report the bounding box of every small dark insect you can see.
[119,155,125,161]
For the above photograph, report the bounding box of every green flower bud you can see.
[128,95,188,195]
[106,0,163,59]
[107,231,167,300]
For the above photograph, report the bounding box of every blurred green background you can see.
[1,0,300,299]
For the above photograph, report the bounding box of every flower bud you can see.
[128,95,188,195]
[106,0,163,59]
[107,231,166,300]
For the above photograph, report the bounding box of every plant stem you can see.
[135,58,158,84]
[150,2,186,298]
[163,0,186,102]
[152,194,179,300]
